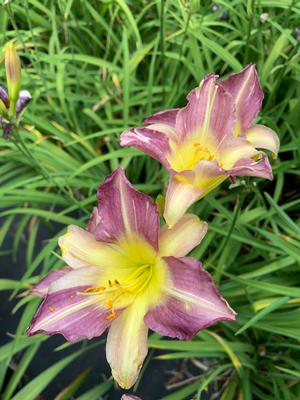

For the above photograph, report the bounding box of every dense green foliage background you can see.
[0,1,300,399]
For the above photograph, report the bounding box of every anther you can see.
[105,300,113,310]
[49,306,55,312]
[69,295,75,300]
[83,287,96,293]
[106,310,116,321]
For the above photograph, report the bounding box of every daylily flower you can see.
[27,168,235,389]
[120,65,279,227]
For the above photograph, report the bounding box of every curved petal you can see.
[145,257,236,340]
[58,225,129,269]
[96,168,160,251]
[120,128,173,172]
[175,74,235,145]
[245,124,279,157]
[106,302,148,389]
[227,153,273,180]
[31,267,71,297]
[121,396,142,400]
[221,64,263,133]
[47,265,103,294]
[27,285,115,342]
[87,207,101,233]
[218,136,258,169]
[163,177,203,228]
[143,108,179,127]
[159,214,208,257]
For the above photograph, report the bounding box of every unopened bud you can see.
[5,42,21,114]
[0,99,7,117]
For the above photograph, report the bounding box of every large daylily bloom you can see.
[27,168,235,389]
[120,65,279,227]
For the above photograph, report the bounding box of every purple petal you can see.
[120,128,173,172]
[0,84,9,107]
[143,108,179,127]
[121,396,142,400]
[27,285,115,342]
[31,267,71,297]
[96,168,160,251]
[87,207,101,233]
[175,74,235,144]
[227,153,273,180]
[145,257,236,340]
[221,64,263,132]
[16,90,32,114]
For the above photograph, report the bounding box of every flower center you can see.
[78,258,167,321]
[167,138,217,172]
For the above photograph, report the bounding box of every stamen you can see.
[69,295,75,300]
[106,310,116,321]
[83,286,105,293]
[105,300,113,310]
[49,306,55,312]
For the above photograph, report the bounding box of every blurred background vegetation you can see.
[0,0,300,399]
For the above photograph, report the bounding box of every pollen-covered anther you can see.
[83,286,105,293]
[105,300,113,310]
[49,306,55,312]
[106,310,116,321]
[193,142,214,161]
[252,153,263,161]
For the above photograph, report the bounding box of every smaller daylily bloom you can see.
[27,168,235,389]
[120,65,279,227]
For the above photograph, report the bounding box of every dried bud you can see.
[1,119,13,139]
[5,42,21,114]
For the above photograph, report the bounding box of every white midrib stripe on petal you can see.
[202,82,218,143]
[119,174,132,235]
[33,296,101,331]
[166,287,219,311]
[234,67,252,110]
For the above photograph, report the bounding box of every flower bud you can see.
[5,42,21,114]
[0,99,7,117]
